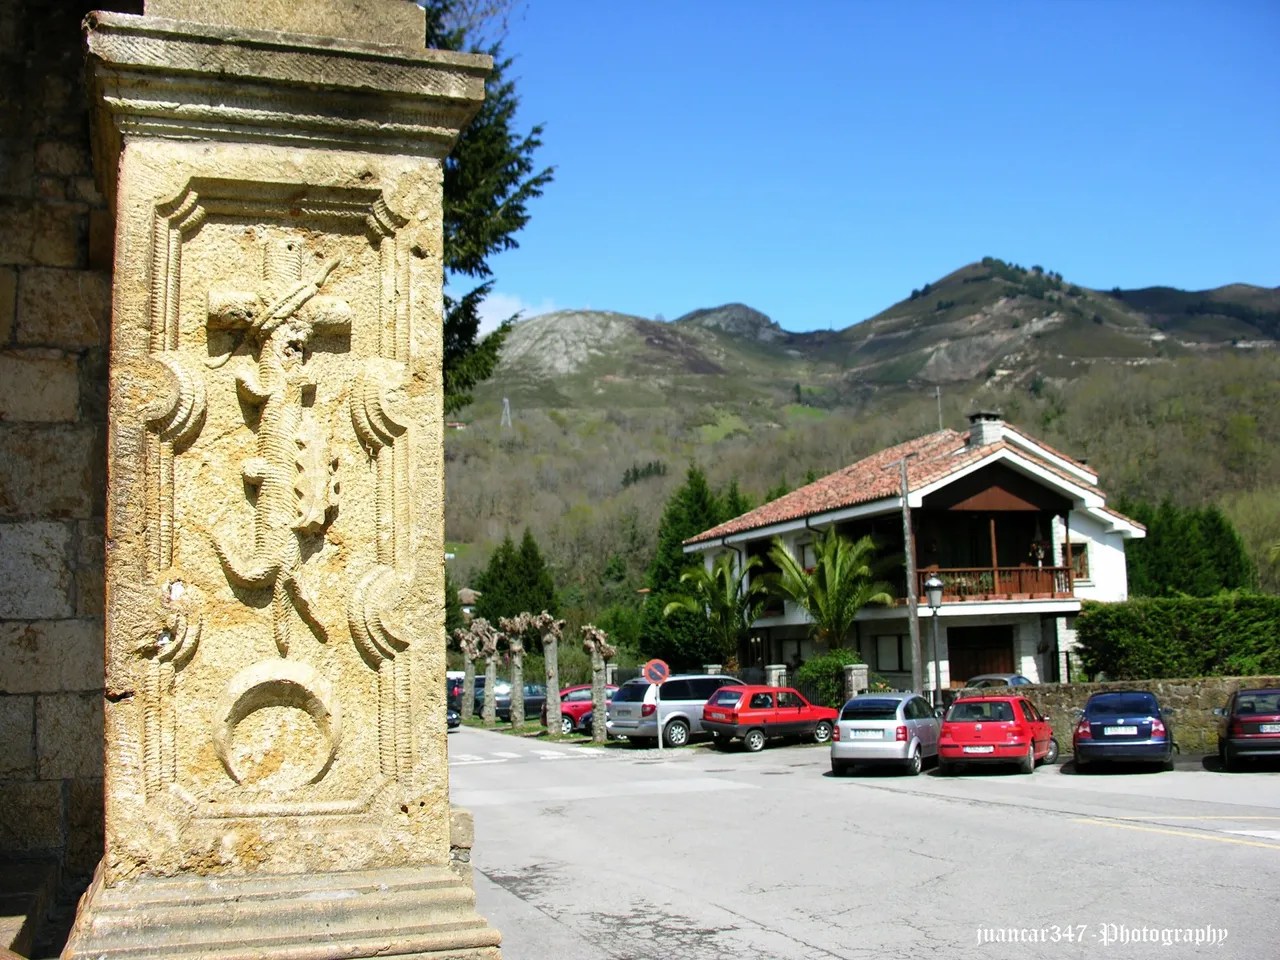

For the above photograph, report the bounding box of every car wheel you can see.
[560,716,575,737]
[813,721,833,745]
[937,759,955,776]
[1221,742,1235,772]
[743,728,766,753]
[831,758,850,777]
[904,745,922,776]
[663,719,690,748]
[1018,744,1035,774]
[1160,755,1175,772]
[1043,738,1060,765]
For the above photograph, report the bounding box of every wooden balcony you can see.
[914,566,1073,602]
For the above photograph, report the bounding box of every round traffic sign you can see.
[641,659,670,685]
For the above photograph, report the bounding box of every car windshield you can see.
[711,690,743,706]
[612,683,649,703]
[841,699,900,721]
[1088,694,1157,716]
[1236,692,1280,714]
[946,701,1014,722]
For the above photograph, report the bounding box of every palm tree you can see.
[767,528,894,648]
[663,552,771,662]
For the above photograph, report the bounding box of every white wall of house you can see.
[1054,511,1129,602]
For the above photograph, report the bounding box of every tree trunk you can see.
[544,635,562,737]
[462,659,475,720]
[482,657,496,726]
[510,652,524,728]
[590,649,607,744]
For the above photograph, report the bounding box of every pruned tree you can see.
[532,611,565,737]
[453,625,481,720]
[581,624,617,744]
[471,618,500,726]
[498,612,534,728]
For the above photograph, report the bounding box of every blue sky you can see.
[472,1,1279,334]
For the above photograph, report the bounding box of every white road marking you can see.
[1224,830,1280,840]
[491,751,522,758]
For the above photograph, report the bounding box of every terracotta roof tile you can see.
[685,424,1141,546]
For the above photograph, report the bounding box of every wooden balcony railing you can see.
[915,566,1073,602]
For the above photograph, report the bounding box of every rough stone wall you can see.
[0,0,138,888]
[957,676,1280,755]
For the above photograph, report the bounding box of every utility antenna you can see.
[935,385,943,431]
[500,397,512,428]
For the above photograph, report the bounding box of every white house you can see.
[683,412,1144,691]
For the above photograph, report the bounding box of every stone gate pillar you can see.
[65,3,500,957]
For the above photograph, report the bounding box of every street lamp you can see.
[924,574,944,707]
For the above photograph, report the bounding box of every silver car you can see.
[606,675,745,747]
[830,692,941,777]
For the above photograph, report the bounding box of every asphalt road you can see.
[449,726,1280,960]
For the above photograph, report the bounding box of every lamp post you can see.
[924,574,944,707]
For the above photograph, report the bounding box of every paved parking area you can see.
[449,726,1280,960]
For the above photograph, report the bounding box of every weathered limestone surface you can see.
[60,4,500,957]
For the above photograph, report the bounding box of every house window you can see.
[1066,542,1090,580]
[873,634,906,672]
[797,539,816,571]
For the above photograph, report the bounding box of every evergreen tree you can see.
[1119,498,1256,597]
[722,479,753,519]
[764,476,791,503]
[515,527,558,615]
[444,567,465,638]
[424,2,555,413]
[473,529,557,622]
[641,466,728,668]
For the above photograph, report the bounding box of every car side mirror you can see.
[933,707,946,719]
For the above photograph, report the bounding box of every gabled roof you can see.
[685,423,1144,546]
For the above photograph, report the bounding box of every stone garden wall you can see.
[956,676,1280,756]
[0,0,139,887]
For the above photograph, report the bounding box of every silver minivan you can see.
[830,692,941,776]
[607,675,745,747]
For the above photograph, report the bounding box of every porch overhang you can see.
[750,596,1081,629]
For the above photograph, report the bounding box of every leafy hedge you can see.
[795,647,862,708]
[1075,596,1280,679]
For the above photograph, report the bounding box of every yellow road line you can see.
[1073,818,1280,850]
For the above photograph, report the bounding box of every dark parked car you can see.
[496,683,548,723]
[446,707,460,730]
[1216,688,1280,771]
[1073,691,1173,771]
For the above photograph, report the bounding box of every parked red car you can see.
[1216,688,1280,771]
[938,695,1058,775]
[540,683,618,736]
[701,686,837,752]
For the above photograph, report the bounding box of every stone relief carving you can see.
[209,239,350,656]
[126,178,424,809]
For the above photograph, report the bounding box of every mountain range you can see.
[476,258,1279,411]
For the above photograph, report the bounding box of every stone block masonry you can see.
[0,2,121,921]
[957,675,1280,755]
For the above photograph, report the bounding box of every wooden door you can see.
[947,625,1015,687]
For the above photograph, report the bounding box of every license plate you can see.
[1260,724,1280,734]
[963,745,995,754]
[1104,726,1137,736]
[850,729,881,739]
[709,711,725,720]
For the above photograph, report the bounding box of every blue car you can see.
[1072,691,1173,771]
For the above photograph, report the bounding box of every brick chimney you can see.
[968,411,1004,447]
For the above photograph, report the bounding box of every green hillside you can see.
[448,260,1280,624]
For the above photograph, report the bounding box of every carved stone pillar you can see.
[65,3,500,958]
